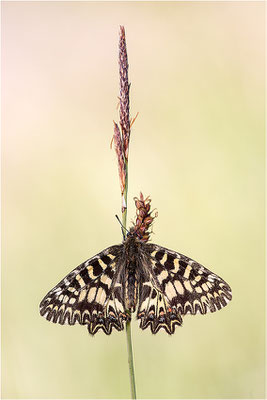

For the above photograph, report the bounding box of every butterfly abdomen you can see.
[123,236,141,312]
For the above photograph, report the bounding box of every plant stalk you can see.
[126,319,137,399]
[121,161,136,399]
[121,160,128,238]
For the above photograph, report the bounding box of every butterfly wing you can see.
[39,245,129,335]
[137,243,232,334]
[137,278,183,334]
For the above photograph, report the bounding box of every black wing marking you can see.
[39,245,130,335]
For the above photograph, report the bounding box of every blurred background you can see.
[2,2,265,399]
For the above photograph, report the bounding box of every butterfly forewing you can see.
[39,244,130,334]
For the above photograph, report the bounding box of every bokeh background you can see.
[2,1,265,399]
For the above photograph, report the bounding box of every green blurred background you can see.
[2,2,265,399]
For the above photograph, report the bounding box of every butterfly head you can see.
[126,226,148,243]
[126,227,138,237]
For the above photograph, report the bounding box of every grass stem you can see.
[126,319,137,399]
[121,161,137,399]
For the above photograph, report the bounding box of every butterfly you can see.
[39,228,232,335]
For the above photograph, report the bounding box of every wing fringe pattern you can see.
[137,282,183,334]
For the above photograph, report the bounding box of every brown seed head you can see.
[132,192,158,242]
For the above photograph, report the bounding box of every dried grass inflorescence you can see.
[113,25,133,215]
[113,26,138,217]
[113,26,131,197]
[118,26,130,161]
[132,192,158,242]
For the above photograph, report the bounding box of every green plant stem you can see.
[122,160,137,399]
[126,319,137,399]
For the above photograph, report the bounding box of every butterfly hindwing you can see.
[39,245,130,335]
[137,279,183,334]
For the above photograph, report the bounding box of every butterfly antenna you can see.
[115,215,130,240]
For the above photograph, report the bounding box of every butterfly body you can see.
[117,233,141,312]
[40,232,232,335]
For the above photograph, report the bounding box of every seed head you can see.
[132,192,158,242]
